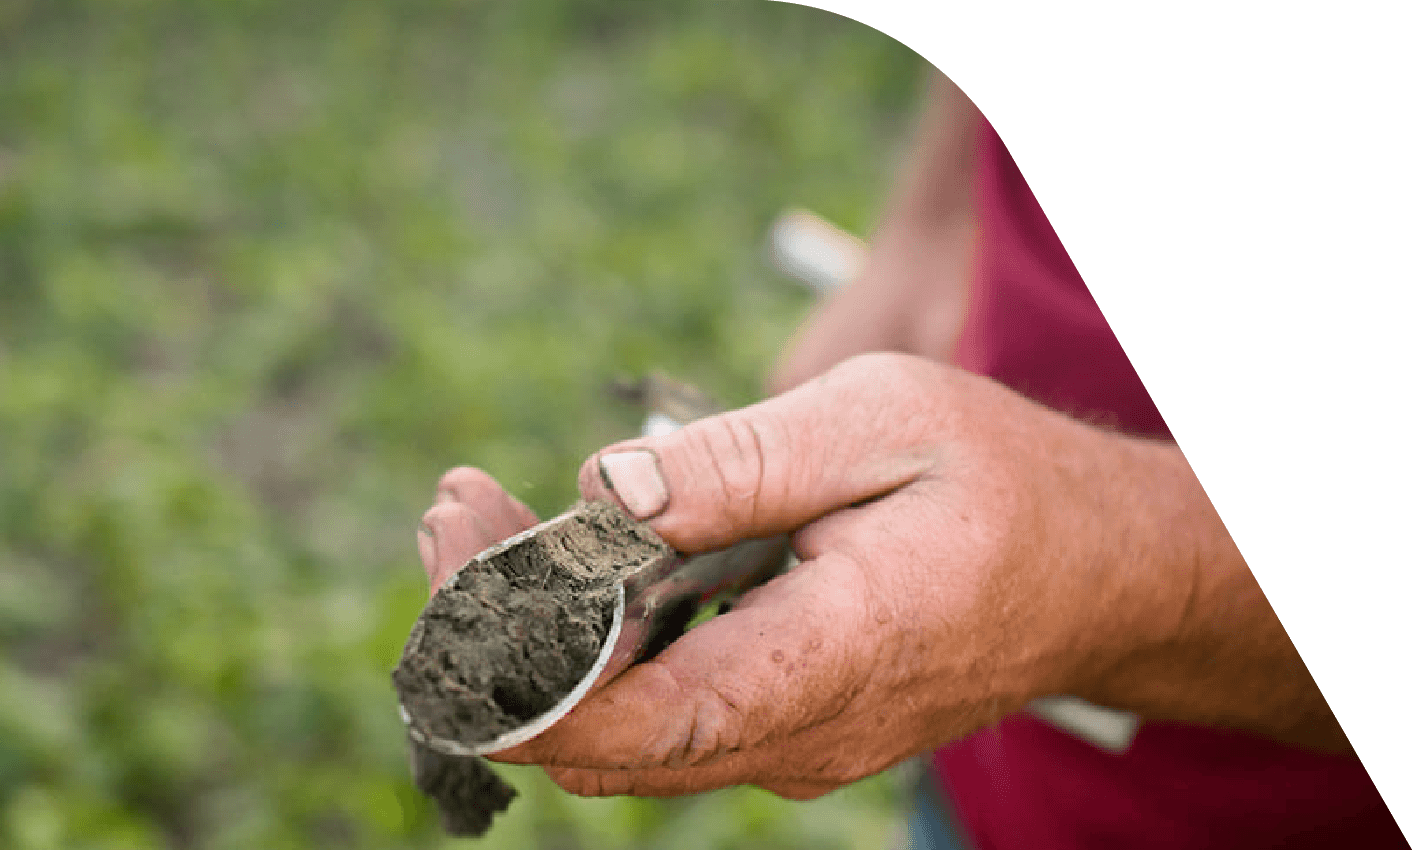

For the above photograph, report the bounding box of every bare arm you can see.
[1077,435,1346,750]
[771,71,983,392]
[879,70,982,226]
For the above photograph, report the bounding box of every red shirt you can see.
[940,122,1407,849]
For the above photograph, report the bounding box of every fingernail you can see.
[598,450,668,520]
[417,520,438,567]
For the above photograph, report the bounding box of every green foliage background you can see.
[0,1,925,847]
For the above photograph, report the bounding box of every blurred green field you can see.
[0,2,926,847]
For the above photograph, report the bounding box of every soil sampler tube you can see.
[396,505,788,758]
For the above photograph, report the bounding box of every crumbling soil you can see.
[408,739,516,837]
[392,500,673,837]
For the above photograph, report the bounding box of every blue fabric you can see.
[906,769,971,850]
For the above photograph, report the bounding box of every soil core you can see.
[392,500,674,836]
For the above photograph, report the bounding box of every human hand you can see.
[416,353,1167,799]
[416,467,540,597]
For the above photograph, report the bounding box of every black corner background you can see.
[802,0,1395,835]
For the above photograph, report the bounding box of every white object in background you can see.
[768,208,868,296]
[1028,696,1141,754]
[641,412,683,439]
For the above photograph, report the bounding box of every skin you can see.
[771,71,982,393]
[415,72,1347,801]
[419,353,1345,799]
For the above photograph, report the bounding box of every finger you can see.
[543,763,835,800]
[416,521,438,577]
[494,552,872,771]
[418,503,501,593]
[435,466,539,538]
[578,353,945,553]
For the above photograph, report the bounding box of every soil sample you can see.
[393,500,674,837]
[407,740,516,837]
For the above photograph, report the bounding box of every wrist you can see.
[1014,422,1197,708]
[1058,435,1205,710]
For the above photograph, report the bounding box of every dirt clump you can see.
[392,500,674,837]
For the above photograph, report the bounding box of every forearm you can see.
[770,73,983,390]
[880,70,982,229]
[1062,431,1346,751]
[860,71,981,305]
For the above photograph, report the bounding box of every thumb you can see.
[578,353,942,553]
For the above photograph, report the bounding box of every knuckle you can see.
[551,768,635,798]
[682,413,772,529]
[638,663,745,769]
[546,766,589,796]
[420,501,499,558]
[437,466,500,501]
[836,351,932,407]
[419,502,462,530]
[678,684,747,767]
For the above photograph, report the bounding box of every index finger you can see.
[417,468,540,593]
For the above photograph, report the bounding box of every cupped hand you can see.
[417,353,1155,799]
